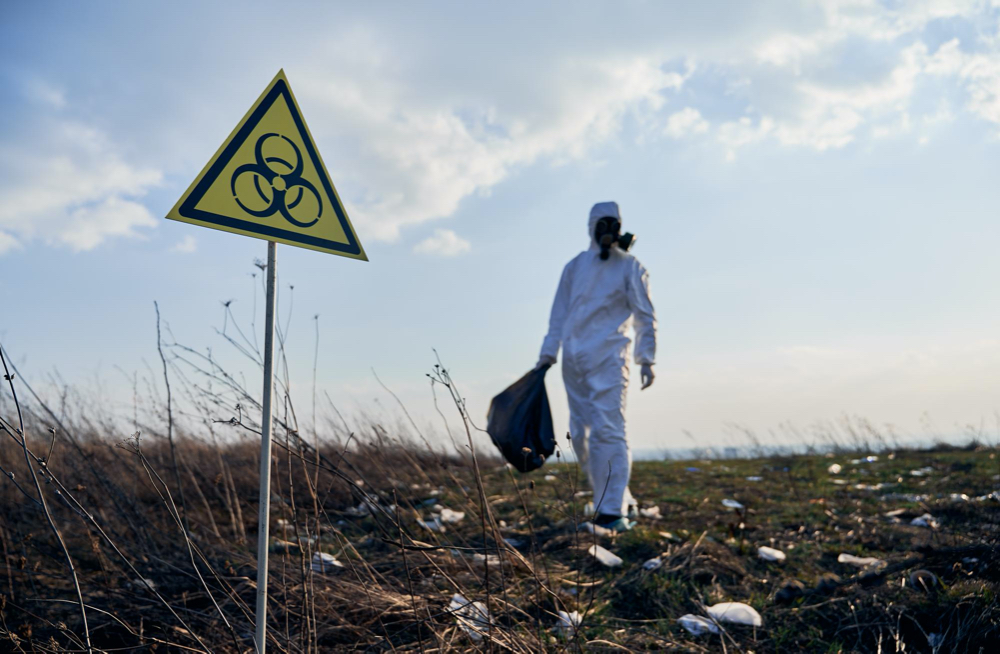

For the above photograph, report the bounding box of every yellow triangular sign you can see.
[166,70,367,260]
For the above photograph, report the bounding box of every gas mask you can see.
[593,216,636,260]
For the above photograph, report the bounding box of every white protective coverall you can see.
[539,202,657,517]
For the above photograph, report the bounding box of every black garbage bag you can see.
[486,366,556,473]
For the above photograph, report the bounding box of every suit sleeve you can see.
[540,261,573,362]
[626,260,657,365]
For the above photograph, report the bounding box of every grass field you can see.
[2,385,998,654]
[1,329,998,653]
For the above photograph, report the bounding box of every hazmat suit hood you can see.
[589,201,621,247]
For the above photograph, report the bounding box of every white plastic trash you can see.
[757,546,786,562]
[746,476,763,482]
[588,544,623,567]
[449,593,491,642]
[554,610,582,637]
[472,553,502,567]
[706,602,763,627]
[678,614,720,635]
[722,499,745,511]
[639,506,661,519]
[439,508,465,524]
[579,521,613,537]
[837,553,884,569]
[827,463,842,474]
[544,474,557,481]
[311,552,343,573]
[911,513,940,529]
[643,556,663,571]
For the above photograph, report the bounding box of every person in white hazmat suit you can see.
[536,201,657,533]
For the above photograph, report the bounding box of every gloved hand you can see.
[640,363,655,390]
[535,354,557,370]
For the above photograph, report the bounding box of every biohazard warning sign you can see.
[166,70,367,260]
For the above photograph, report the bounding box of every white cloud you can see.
[0,232,21,255]
[663,107,709,139]
[925,38,1000,129]
[413,228,471,257]
[0,117,161,254]
[298,36,691,241]
[717,116,775,160]
[722,33,996,156]
[58,196,156,251]
[170,235,198,254]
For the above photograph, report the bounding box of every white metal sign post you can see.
[254,240,277,652]
[164,71,367,654]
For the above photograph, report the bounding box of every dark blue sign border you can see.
[178,80,362,255]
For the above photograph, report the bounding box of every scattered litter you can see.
[827,463,842,474]
[837,553,885,570]
[659,531,680,542]
[831,479,848,485]
[678,614,719,636]
[685,467,701,472]
[866,455,878,463]
[758,546,786,562]
[588,544,623,567]
[722,499,745,511]
[580,521,613,537]
[311,552,343,573]
[583,502,595,516]
[275,518,290,527]
[639,506,661,519]
[643,556,663,571]
[544,474,557,481]
[973,492,999,502]
[554,610,582,637]
[910,467,934,477]
[854,482,894,491]
[706,602,763,627]
[880,492,929,502]
[429,489,442,496]
[439,508,466,524]
[449,593,491,642]
[910,513,940,529]
[884,508,907,517]
[418,518,446,533]
[949,493,969,502]
[574,490,592,497]
[746,475,763,482]
[472,553,502,567]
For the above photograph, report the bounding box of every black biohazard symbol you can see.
[230,133,322,228]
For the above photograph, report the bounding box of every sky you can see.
[2,1,1000,455]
